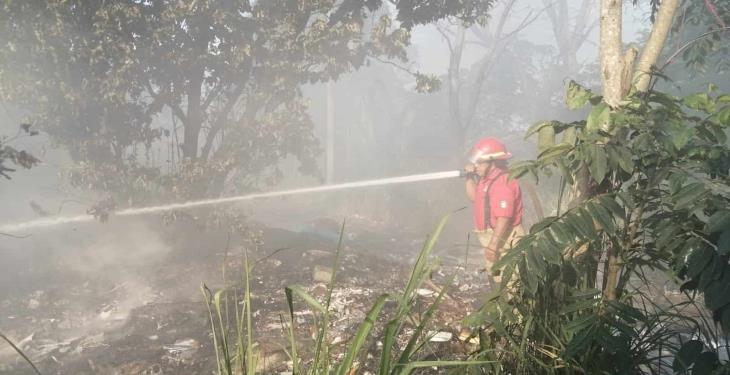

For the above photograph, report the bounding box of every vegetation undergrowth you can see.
[203,213,492,375]
[460,82,730,374]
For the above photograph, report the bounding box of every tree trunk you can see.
[600,0,624,108]
[183,72,203,160]
[599,0,624,300]
[599,0,678,301]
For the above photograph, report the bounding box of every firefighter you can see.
[463,137,524,285]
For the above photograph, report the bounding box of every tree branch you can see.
[704,0,727,28]
[658,27,730,71]
[633,0,680,92]
[201,83,225,112]
[201,85,245,160]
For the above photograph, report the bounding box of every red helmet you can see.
[468,137,512,163]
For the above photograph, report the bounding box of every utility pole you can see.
[326,81,335,184]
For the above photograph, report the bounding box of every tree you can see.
[436,0,541,151]
[0,0,490,202]
[464,0,730,373]
[0,124,39,181]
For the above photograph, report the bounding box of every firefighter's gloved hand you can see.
[461,164,477,179]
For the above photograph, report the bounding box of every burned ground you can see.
[0,214,491,375]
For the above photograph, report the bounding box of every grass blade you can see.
[394,272,457,370]
[285,285,326,315]
[336,294,390,375]
[395,360,494,375]
[0,332,43,375]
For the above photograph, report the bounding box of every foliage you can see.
[201,247,256,375]
[464,81,730,373]
[0,124,40,181]
[0,0,491,202]
[670,0,730,75]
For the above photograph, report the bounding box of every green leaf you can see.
[522,260,539,295]
[540,240,561,264]
[537,143,574,164]
[565,324,602,358]
[560,298,599,315]
[285,285,326,315]
[704,270,730,310]
[586,102,610,132]
[714,105,730,126]
[707,210,730,233]
[606,301,645,323]
[557,159,575,185]
[566,80,594,110]
[526,121,556,138]
[656,224,680,250]
[565,211,592,238]
[576,208,597,238]
[613,145,634,173]
[509,160,536,180]
[673,183,708,210]
[718,230,730,256]
[336,294,388,375]
[527,247,546,275]
[587,202,613,232]
[672,340,703,372]
[683,92,715,113]
[587,144,608,184]
[598,195,625,219]
[698,255,721,290]
[550,221,573,244]
[565,313,598,334]
[414,72,441,93]
[667,124,695,150]
[691,352,718,375]
[721,307,730,334]
[686,247,714,279]
[561,126,577,145]
[538,126,556,152]
[530,216,558,234]
[394,360,493,375]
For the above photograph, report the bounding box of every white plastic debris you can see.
[27,299,40,310]
[428,331,453,342]
[163,338,200,353]
[416,288,435,297]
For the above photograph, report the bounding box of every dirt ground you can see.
[0,212,492,375]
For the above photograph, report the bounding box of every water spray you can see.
[0,170,463,234]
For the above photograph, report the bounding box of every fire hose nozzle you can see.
[459,169,476,179]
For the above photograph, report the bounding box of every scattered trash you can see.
[33,336,81,361]
[163,338,200,354]
[17,332,34,350]
[313,265,333,283]
[428,331,453,342]
[27,299,40,310]
[458,327,479,345]
[305,249,332,258]
[416,288,435,297]
[26,290,44,310]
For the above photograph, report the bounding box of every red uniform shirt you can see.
[473,167,523,231]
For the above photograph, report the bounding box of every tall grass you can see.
[202,246,257,374]
[285,214,492,374]
[205,213,493,374]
